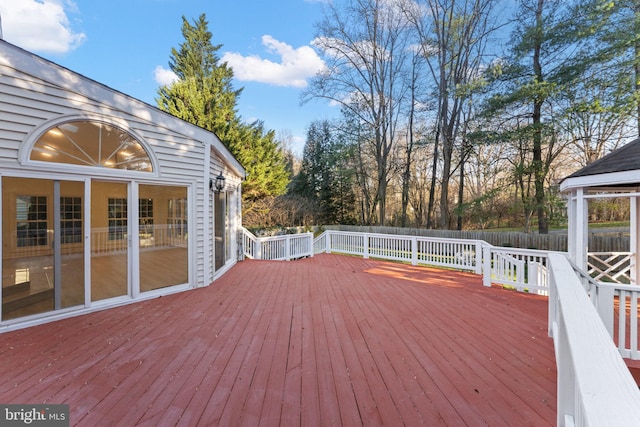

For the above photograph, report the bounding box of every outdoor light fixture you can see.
[210,171,226,193]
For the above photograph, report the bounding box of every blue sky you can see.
[0,0,337,155]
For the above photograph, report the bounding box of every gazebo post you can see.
[567,189,576,261]
[572,188,588,271]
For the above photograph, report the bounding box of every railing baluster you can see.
[632,293,638,359]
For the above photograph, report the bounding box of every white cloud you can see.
[222,35,325,88]
[153,65,179,86]
[0,0,86,54]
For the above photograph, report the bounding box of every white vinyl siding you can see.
[0,52,238,291]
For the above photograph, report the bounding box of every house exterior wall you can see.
[0,41,244,330]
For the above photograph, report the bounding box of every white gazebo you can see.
[560,138,640,284]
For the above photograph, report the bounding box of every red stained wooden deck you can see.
[0,254,557,426]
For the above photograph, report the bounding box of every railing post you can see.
[308,232,314,257]
[596,285,615,337]
[482,244,492,287]
[364,233,370,259]
[326,231,332,254]
[556,312,575,427]
[411,236,418,266]
[285,235,291,261]
[256,238,262,260]
[474,241,482,275]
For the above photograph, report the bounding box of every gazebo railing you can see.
[587,251,633,284]
[569,258,640,361]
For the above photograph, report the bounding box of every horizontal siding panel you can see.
[0,76,91,118]
[0,148,20,159]
[0,116,35,134]
[0,102,58,124]
[139,127,200,143]
[0,127,26,143]
[153,148,203,163]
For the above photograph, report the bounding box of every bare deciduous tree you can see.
[304,0,414,225]
[404,0,499,229]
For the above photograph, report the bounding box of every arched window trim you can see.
[20,115,160,176]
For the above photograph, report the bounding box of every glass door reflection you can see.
[90,181,129,301]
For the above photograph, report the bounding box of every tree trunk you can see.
[401,61,418,227]
[533,0,548,234]
[439,133,453,229]
[426,128,439,229]
[457,139,466,231]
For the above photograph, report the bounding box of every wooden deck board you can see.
[0,254,557,426]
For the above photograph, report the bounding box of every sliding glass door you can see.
[139,184,188,291]
[90,181,129,301]
[2,177,190,321]
[2,177,85,320]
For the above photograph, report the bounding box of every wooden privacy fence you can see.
[323,224,631,252]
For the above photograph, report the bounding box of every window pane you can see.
[60,196,82,244]
[108,198,127,240]
[31,121,152,172]
[16,196,48,248]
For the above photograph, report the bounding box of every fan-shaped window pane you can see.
[30,121,152,172]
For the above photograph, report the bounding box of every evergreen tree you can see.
[156,14,290,214]
[157,14,240,141]
[291,120,357,224]
[230,121,289,204]
[578,0,640,136]
[482,0,590,233]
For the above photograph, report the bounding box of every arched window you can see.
[30,120,152,172]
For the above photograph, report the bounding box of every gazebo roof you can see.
[566,138,640,179]
[560,138,640,191]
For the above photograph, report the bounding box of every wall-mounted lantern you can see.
[210,171,226,193]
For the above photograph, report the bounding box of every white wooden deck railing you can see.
[242,228,313,261]
[600,283,640,360]
[483,246,552,296]
[567,258,640,361]
[547,253,640,426]
[314,230,483,273]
